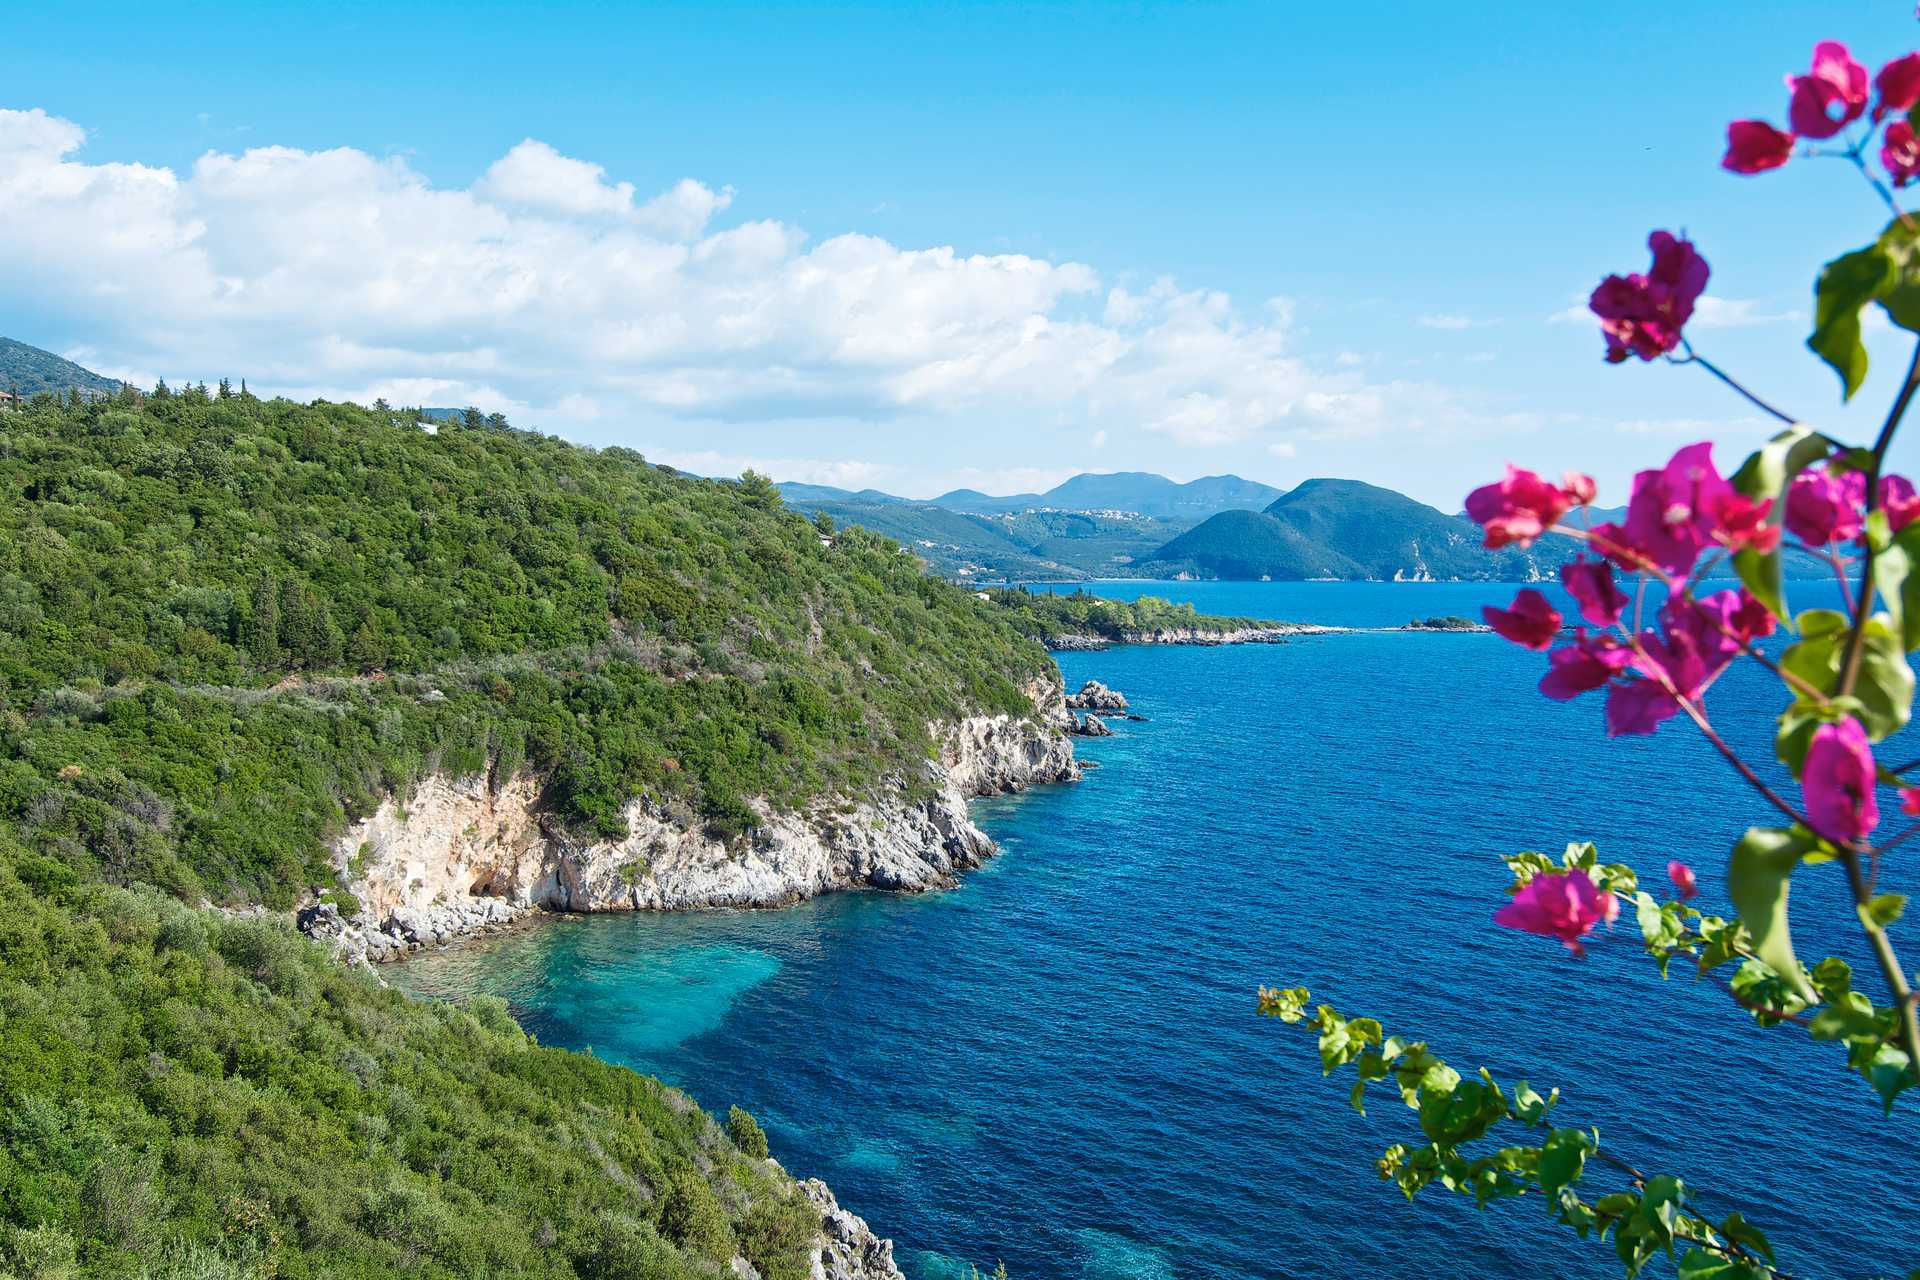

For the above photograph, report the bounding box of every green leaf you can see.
[1891,525,1920,651]
[1718,1212,1774,1264]
[1730,424,1834,622]
[1862,892,1908,930]
[1727,826,1818,1003]
[1778,610,1913,742]
[1775,694,1865,773]
[1676,1248,1761,1279]
[1537,1128,1592,1201]
[1809,245,1895,398]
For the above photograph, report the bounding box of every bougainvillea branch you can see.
[1265,37,1920,1278]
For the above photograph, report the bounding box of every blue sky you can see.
[6,1,1920,506]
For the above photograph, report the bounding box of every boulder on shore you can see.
[1065,679,1128,712]
[1071,713,1115,737]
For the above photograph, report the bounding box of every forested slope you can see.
[0,388,1051,905]
[0,384,1051,1277]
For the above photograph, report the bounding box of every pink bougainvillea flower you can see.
[1875,51,1920,120]
[1722,119,1796,173]
[1605,678,1683,737]
[1484,588,1563,650]
[1883,475,1920,532]
[1713,493,1781,555]
[1667,860,1699,901]
[1591,443,1736,576]
[1727,588,1778,645]
[1788,40,1870,138]
[1538,632,1632,701]
[1590,232,1710,364]
[1884,120,1920,187]
[1803,717,1880,846]
[1464,466,1579,549]
[1785,467,1867,546]
[1562,472,1598,507]
[1495,871,1620,956]
[1560,558,1628,627]
[1601,591,1757,738]
[1902,785,1920,818]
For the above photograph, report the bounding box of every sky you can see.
[5,1,1920,507]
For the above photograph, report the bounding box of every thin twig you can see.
[1671,344,1799,424]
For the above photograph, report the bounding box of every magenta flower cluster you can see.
[1466,431,1920,949]
[1722,42,1920,186]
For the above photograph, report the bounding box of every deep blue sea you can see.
[396,581,1920,1279]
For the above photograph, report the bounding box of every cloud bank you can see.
[0,107,1456,456]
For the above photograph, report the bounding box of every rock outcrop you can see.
[798,1178,907,1280]
[1065,679,1128,712]
[1069,713,1114,737]
[302,683,1079,960]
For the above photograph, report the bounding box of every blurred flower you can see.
[1590,232,1709,363]
[1560,559,1627,627]
[1484,588,1563,650]
[1884,120,1920,186]
[1667,860,1699,901]
[1803,717,1879,846]
[1874,52,1920,120]
[1785,467,1867,546]
[1465,466,1578,549]
[1722,120,1795,173]
[1788,40,1869,138]
[1495,871,1620,956]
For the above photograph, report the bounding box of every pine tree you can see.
[244,574,281,669]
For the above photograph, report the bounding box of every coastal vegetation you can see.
[0,838,822,1279]
[0,388,1053,903]
[1263,37,1920,1279]
[983,588,1277,645]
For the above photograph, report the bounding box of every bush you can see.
[654,1168,733,1261]
[726,1105,769,1159]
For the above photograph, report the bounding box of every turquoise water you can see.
[396,582,1920,1278]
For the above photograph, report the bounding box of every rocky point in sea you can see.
[1065,679,1128,712]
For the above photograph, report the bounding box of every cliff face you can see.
[308,685,1078,963]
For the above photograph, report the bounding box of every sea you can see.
[394,580,1920,1279]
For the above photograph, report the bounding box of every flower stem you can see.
[1833,335,1920,1085]
[1671,345,1798,424]
[1837,337,1920,697]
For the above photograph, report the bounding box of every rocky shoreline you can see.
[1046,620,1492,649]
[1045,623,1343,650]
[299,679,1080,965]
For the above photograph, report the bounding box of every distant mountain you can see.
[791,495,1186,580]
[926,471,1287,520]
[0,338,122,398]
[1139,478,1547,581]
[774,481,913,506]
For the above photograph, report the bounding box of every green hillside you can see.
[1138,480,1546,580]
[0,382,1064,1278]
[0,338,122,399]
[0,388,1050,904]
[0,848,824,1279]
[780,496,1186,581]
[1136,508,1363,580]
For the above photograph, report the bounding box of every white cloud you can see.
[1089,429,1108,450]
[1690,297,1801,329]
[1418,313,1474,330]
[0,107,1466,455]
[647,450,1075,499]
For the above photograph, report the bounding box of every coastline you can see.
[1041,621,1490,650]
[300,679,1082,966]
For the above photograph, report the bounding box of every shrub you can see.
[726,1105,769,1159]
